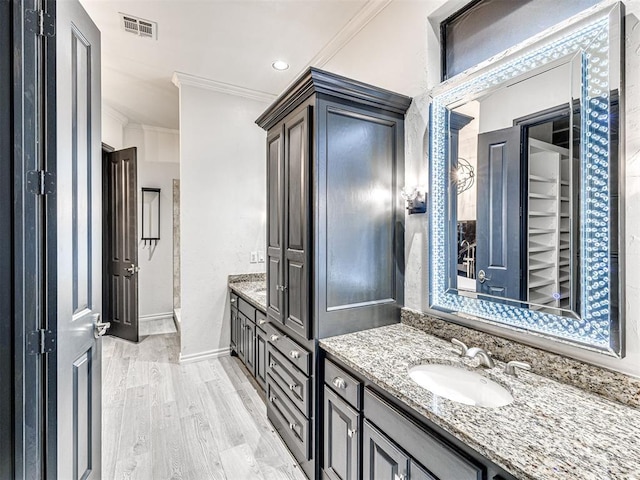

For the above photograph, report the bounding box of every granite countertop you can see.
[320,324,640,480]
[228,273,267,312]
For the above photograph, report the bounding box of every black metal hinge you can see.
[25,9,55,37]
[27,329,56,355]
[27,170,55,195]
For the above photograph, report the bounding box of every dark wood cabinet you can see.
[324,386,360,480]
[255,325,267,389]
[243,316,256,375]
[321,352,519,480]
[363,419,409,480]
[230,299,239,353]
[258,68,411,480]
[258,68,411,343]
[229,290,268,392]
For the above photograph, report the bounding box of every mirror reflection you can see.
[448,60,589,318]
[429,2,621,353]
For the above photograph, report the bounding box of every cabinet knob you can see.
[288,383,298,391]
[230,298,236,303]
[347,428,357,438]
[332,377,347,390]
[288,422,297,430]
[289,350,300,359]
[269,396,276,403]
[394,475,407,480]
[259,319,266,325]
[269,361,276,369]
[270,334,279,342]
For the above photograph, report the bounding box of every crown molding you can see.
[140,124,179,135]
[102,103,129,126]
[303,0,393,69]
[172,71,276,103]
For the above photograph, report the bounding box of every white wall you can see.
[325,0,640,377]
[123,124,180,319]
[176,82,269,361]
[102,104,127,149]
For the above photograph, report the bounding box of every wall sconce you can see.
[141,187,161,246]
[452,157,475,194]
[401,186,427,215]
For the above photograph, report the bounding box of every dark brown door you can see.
[283,107,311,339]
[103,147,139,342]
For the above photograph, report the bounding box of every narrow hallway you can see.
[102,333,306,479]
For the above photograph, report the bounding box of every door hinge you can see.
[27,329,56,355]
[25,9,55,37]
[27,170,56,195]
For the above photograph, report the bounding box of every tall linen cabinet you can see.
[256,68,411,478]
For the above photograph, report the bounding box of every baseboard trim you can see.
[179,347,231,364]
[139,312,174,322]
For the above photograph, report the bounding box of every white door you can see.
[56,1,103,478]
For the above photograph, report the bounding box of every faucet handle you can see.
[505,361,531,377]
[451,338,468,357]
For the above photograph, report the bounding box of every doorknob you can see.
[477,269,491,284]
[94,314,111,338]
[124,263,140,275]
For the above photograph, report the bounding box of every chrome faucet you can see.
[465,347,495,368]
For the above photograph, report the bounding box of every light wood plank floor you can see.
[102,333,307,480]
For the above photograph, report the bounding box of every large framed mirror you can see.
[428,1,623,355]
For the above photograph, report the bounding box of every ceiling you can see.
[80,0,390,129]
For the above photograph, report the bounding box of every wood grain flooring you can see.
[102,333,306,480]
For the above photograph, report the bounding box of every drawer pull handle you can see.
[259,319,266,325]
[289,350,300,359]
[332,377,347,390]
[269,361,277,369]
[288,422,297,430]
[270,334,280,342]
[347,428,357,438]
[288,383,298,391]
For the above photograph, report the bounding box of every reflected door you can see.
[56,1,103,478]
[476,126,522,299]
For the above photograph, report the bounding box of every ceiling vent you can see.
[120,13,157,39]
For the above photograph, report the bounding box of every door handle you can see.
[477,269,491,284]
[94,314,111,338]
[124,263,140,275]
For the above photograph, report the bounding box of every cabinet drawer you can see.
[264,322,311,375]
[324,358,362,410]
[255,309,267,328]
[267,375,311,461]
[230,292,238,309]
[364,388,483,480]
[238,297,255,321]
[267,345,311,416]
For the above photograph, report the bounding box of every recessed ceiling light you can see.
[272,60,289,71]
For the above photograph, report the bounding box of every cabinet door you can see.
[230,307,238,352]
[244,319,256,375]
[237,313,246,362]
[267,126,284,324]
[410,461,437,480]
[255,326,267,389]
[324,386,360,480]
[283,107,311,340]
[363,420,409,480]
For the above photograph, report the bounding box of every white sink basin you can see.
[408,364,513,408]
